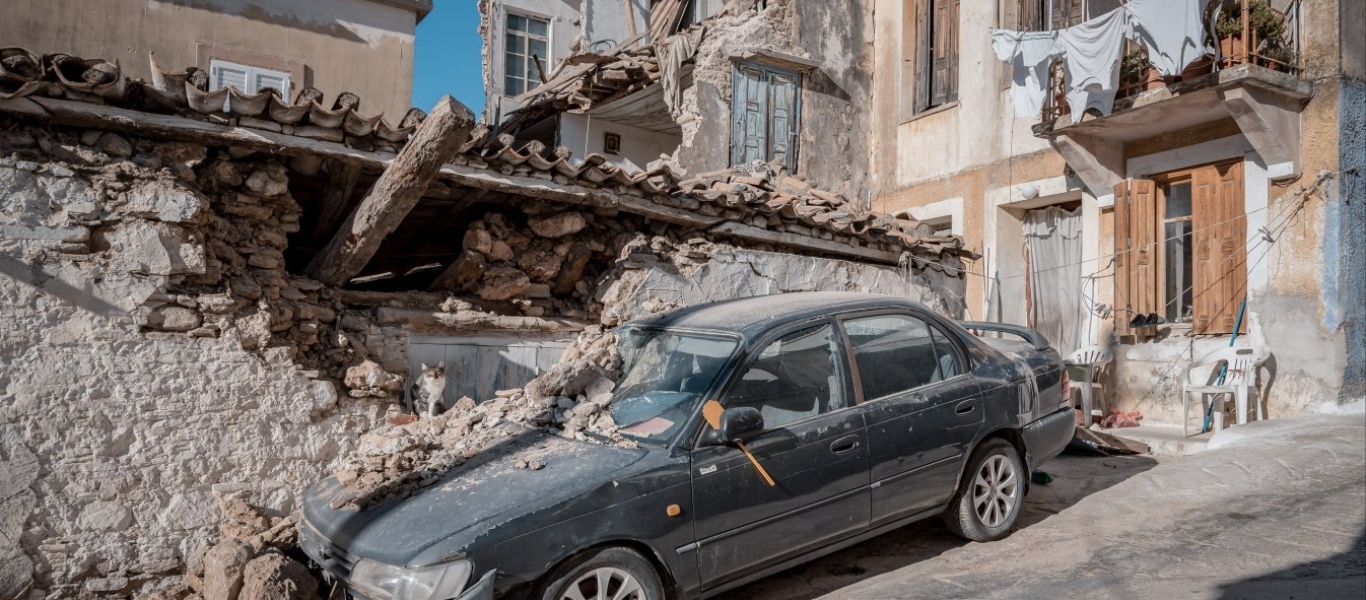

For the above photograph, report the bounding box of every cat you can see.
[409,361,447,417]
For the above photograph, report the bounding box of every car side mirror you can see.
[717,407,764,442]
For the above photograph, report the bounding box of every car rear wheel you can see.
[943,438,1024,542]
[538,547,665,600]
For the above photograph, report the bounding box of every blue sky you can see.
[412,1,487,116]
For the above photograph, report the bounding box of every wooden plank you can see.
[708,222,901,264]
[305,96,478,286]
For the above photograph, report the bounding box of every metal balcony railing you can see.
[1041,0,1303,122]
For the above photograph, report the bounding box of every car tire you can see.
[537,547,665,600]
[943,438,1025,542]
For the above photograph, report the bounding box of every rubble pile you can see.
[326,327,628,510]
[163,498,318,600]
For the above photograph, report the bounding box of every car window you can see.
[611,328,739,443]
[844,314,948,400]
[723,323,848,430]
[930,326,965,379]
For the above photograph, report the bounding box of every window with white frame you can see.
[504,12,550,97]
[209,59,292,96]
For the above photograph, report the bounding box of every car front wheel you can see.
[943,438,1025,542]
[538,547,665,600]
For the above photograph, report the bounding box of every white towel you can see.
[1127,0,1211,76]
[1053,7,1129,118]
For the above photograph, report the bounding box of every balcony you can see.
[1033,0,1313,200]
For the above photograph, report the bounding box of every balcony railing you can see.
[1042,0,1303,122]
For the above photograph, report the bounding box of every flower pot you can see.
[1143,67,1166,91]
[1220,34,1244,63]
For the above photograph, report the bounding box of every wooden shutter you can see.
[914,0,932,113]
[946,0,960,103]
[731,64,768,167]
[1019,0,1043,31]
[767,68,800,173]
[1114,179,1158,336]
[1052,0,1085,29]
[930,0,952,106]
[1191,161,1247,335]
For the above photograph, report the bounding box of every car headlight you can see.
[350,558,473,600]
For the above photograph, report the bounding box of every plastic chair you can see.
[1065,345,1113,426]
[1181,345,1272,437]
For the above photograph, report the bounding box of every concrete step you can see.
[1100,423,1214,456]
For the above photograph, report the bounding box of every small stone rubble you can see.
[327,328,628,511]
[141,498,316,600]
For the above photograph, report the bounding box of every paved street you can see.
[718,413,1366,600]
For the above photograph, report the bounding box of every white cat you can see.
[409,362,447,417]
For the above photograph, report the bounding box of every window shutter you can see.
[1019,0,1042,31]
[914,0,931,113]
[767,69,799,173]
[731,64,768,167]
[1191,161,1247,335]
[213,64,248,91]
[946,0,960,102]
[1052,0,1085,29]
[930,0,951,106]
[1114,179,1158,336]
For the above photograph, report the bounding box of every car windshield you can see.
[608,327,739,444]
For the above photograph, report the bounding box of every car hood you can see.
[301,426,649,567]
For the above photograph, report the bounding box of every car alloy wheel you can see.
[559,567,644,600]
[943,438,1025,542]
[972,454,1019,528]
[539,547,664,600]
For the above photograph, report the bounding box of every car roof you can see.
[623,291,931,342]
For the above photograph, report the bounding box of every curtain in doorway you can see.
[1024,205,1084,355]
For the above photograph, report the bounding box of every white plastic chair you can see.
[1181,345,1272,437]
[1065,345,1113,426]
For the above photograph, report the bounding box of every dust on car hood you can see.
[302,426,648,567]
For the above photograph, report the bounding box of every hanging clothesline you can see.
[991,0,1212,120]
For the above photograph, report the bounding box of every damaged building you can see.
[0,41,967,597]
[481,0,878,202]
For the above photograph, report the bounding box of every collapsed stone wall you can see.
[0,116,962,599]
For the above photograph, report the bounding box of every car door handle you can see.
[830,436,860,455]
[955,400,977,415]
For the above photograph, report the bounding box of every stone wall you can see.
[0,117,962,598]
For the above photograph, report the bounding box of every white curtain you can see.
[1024,206,1084,356]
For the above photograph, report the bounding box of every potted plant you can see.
[1215,0,1290,66]
[1119,48,1164,97]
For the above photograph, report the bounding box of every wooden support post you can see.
[310,161,364,242]
[305,96,476,286]
[625,0,638,38]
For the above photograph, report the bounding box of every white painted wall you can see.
[558,113,681,171]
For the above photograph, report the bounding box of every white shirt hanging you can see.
[991,29,1059,119]
[1127,0,1212,76]
[1053,7,1129,118]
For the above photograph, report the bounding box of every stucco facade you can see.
[870,0,1365,420]
[0,0,428,117]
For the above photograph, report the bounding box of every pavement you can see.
[715,412,1366,600]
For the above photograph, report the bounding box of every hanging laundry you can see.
[991,29,1059,119]
[1052,7,1129,118]
[1127,0,1212,76]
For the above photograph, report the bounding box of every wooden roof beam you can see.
[305,96,476,286]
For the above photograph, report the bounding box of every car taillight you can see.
[1059,368,1071,410]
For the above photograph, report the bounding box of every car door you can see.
[689,319,870,590]
[841,311,983,525]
